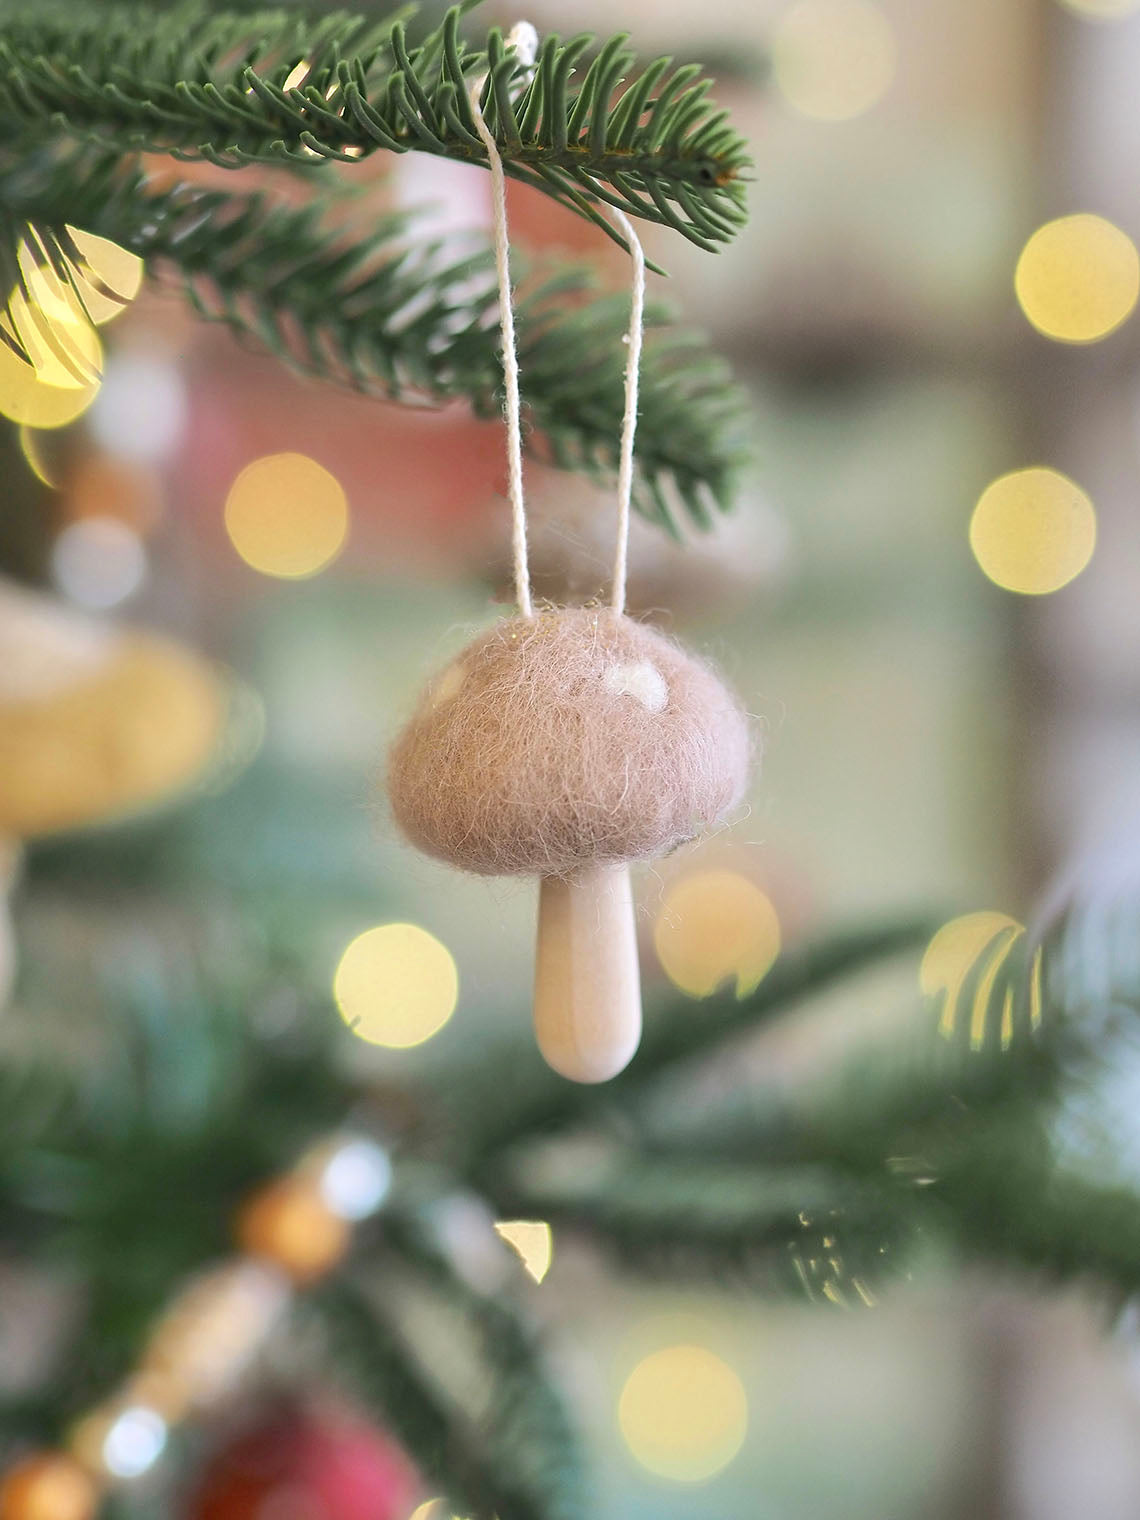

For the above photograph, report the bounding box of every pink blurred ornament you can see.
[185,1404,420,1520]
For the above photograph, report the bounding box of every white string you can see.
[609,209,646,616]
[469,66,533,619]
[469,26,645,622]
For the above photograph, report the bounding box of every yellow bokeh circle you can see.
[969,467,1095,595]
[333,923,458,1048]
[224,452,348,579]
[493,1219,554,1283]
[772,0,897,123]
[0,308,102,428]
[920,909,1033,1048]
[919,910,1023,1001]
[618,1345,748,1483]
[65,227,145,323]
[1015,214,1140,343]
[654,871,781,999]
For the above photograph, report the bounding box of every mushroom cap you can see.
[0,579,226,838]
[388,607,751,877]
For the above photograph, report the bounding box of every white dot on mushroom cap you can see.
[604,661,668,712]
[429,660,467,710]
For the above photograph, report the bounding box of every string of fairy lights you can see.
[0,1133,395,1519]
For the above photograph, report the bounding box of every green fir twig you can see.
[0,4,749,251]
[0,148,747,524]
[313,1232,586,1520]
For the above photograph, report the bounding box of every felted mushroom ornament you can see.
[0,576,226,1007]
[388,606,750,1081]
[388,45,753,1082]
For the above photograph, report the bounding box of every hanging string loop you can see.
[469,25,646,623]
[608,209,646,617]
[468,25,538,619]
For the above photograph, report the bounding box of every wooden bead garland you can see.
[0,1454,98,1520]
[235,1176,352,1284]
[0,1136,390,1513]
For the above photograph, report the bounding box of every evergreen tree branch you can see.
[304,1279,505,1520]
[495,1157,916,1305]
[0,148,746,524]
[487,1023,1136,1304]
[0,3,750,251]
[932,1133,1140,1298]
[379,1215,587,1520]
[313,1239,587,1520]
[436,917,938,1170]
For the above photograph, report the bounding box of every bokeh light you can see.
[334,924,458,1048]
[0,1454,98,1520]
[618,1345,748,1483]
[71,1401,168,1482]
[237,1176,350,1282]
[920,910,1038,1048]
[224,452,349,579]
[18,424,58,487]
[7,290,98,388]
[772,0,897,123]
[1015,214,1139,343]
[653,871,781,998]
[0,226,140,431]
[493,1220,554,1283]
[969,467,1096,595]
[282,58,312,91]
[51,517,147,610]
[63,227,145,324]
[16,272,74,337]
[319,1137,393,1220]
[407,1504,447,1520]
[99,1406,168,1479]
[0,306,101,427]
[89,352,187,463]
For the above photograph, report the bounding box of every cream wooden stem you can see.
[533,862,642,1083]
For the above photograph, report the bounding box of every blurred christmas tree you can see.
[3,3,1140,1519]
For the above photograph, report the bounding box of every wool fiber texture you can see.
[388,607,751,878]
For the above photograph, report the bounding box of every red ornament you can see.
[186,1404,420,1520]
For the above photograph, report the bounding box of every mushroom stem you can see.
[533,862,642,1083]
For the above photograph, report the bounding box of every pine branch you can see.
[435,917,939,1171]
[0,3,749,251]
[496,1157,915,1305]
[313,1242,587,1520]
[0,148,746,524]
[934,1134,1140,1298]
[381,1216,587,1520]
[303,1280,497,1518]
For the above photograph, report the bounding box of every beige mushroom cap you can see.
[0,578,225,838]
[388,606,752,878]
